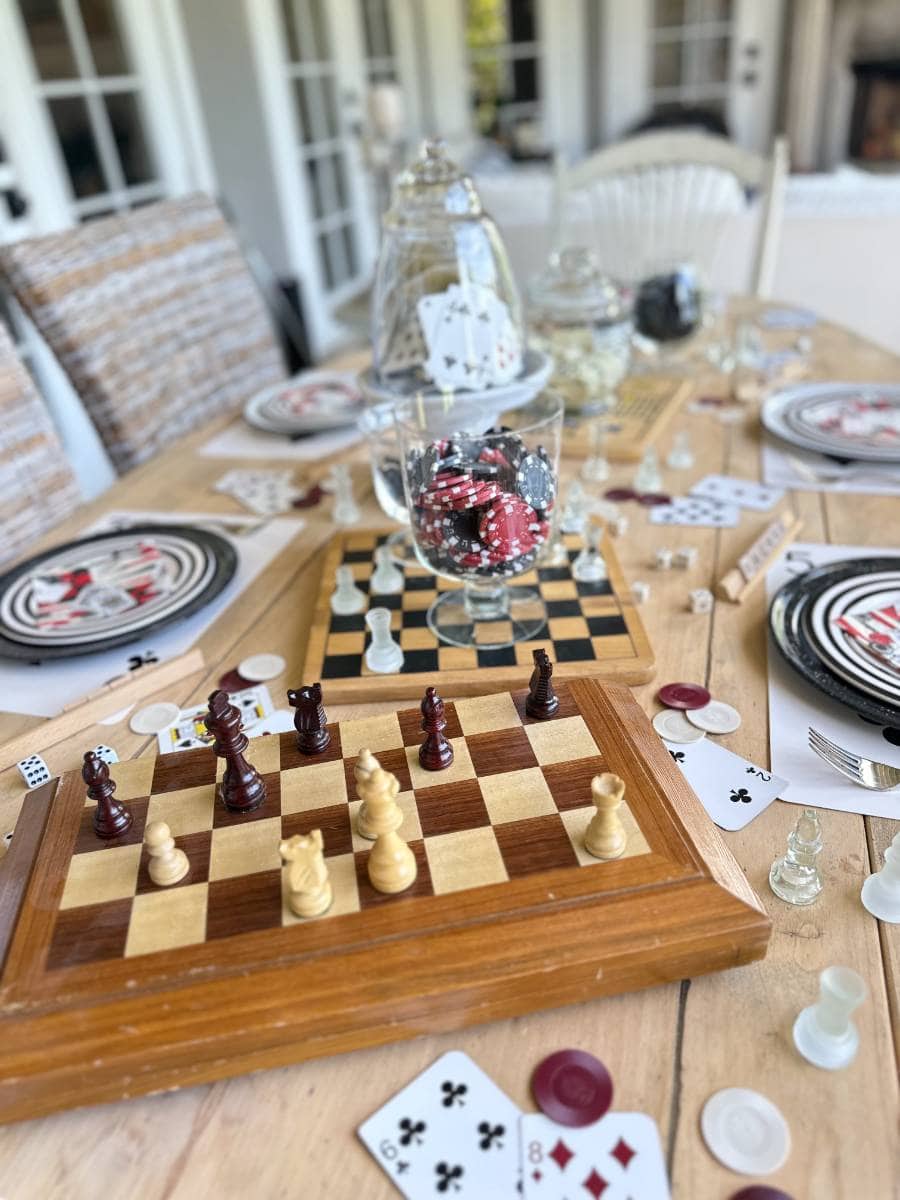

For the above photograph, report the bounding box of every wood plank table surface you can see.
[0,304,898,1198]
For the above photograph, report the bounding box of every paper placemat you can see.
[0,511,300,718]
[198,421,361,461]
[762,436,900,496]
[767,541,900,818]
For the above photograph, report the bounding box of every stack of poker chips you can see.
[409,431,555,577]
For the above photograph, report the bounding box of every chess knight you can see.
[280,830,333,917]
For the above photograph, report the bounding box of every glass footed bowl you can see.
[394,391,563,650]
[357,402,416,564]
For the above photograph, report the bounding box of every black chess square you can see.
[321,654,365,679]
[401,648,440,673]
[553,637,596,662]
[343,550,373,563]
[366,592,402,608]
[575,579,613,597]
[545,599,582,618]
[537,567,571,582]
[476,645,517,667]
[329,613,366,633]
[401,608,429,628]
[405,575,436,591]
[586,614,628,637]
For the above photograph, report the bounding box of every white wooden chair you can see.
[553,131,789,298]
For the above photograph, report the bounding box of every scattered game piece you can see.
[218,668,252,692]
[604,487,637,502]
[291,483,324,509]
[364,607,404,674]
[144,820,189,887]
[769,808,823,906]
[666,429,694,469]
[654,547,673,570]
[631,580,650,604]
[665,737,787,831]
[16,754,50,790]
[91,744,118,765]
[560,480,588,534]
[674,546,697,569]
[156,685,273,754]
[585,772,628,859]
[652,709,706,744]
[541,521,569,566]
[717,513,802,604]
[237,653,286,682]
[520,1110,670,1198]
[204,689,267,813]
[700,1088,790,1176]
[690,475,783,513]
[657,682,711,710]
[610,514,628,537]
[371,544,404,594]
[330,463,360,526]
[357,760,417,894]
[83,750,132,840]
[331,564,366,615]
[637,491,672,506]
[793,965,867,1070]
[861,831,900,923]
[130,701,180,735]
[531,1048,613,1127]
[632,447,662,493]
[354,747,380,839]
[729,1189,795,1200]
[572,523,607,584]
[517,450,556,509]
[280,830,333,917]
[688,587,714,614]
[526,648,559,719]
[419,686,454,770]
[686,699,741,734]
[287,682,330,755]
[650,495,739,527]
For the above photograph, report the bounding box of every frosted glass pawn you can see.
[371,544,404,594]
[580,418,610,484]
[355,746,381,840]
[632,447,662,493]
[861,832,900,923]
[331,564,366,615]
[359,764,417,894]
[560,480,587,534]
[364,607,404,673]
[769,808,823,906]
[331,464,360,526]
[793,965,867,1070]
[666,430,694,470]
[145,821,189,887]
[572,523,608,583]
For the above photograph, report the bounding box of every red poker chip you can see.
[658,682,711,710]
[531,1050,613,1127]
[638,492,672,506]
[729,1190,795,1200]
[604,487,637,501]
[218,668,253,693]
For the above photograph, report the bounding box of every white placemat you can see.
[762,436,900,496]
[198,421,361,461]
[0,511,300,718]
[767,541,900,818]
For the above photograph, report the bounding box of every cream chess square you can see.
[215,733,281,781]
[561,804,651,867]
[480,767,556,824]
[60,844,142,909]
[526,715,600,765]
[425,827,508,894]
[147,785,215,837]
[209,817,282,881]
[125,884,208,956]
[281,852,360,924]
[108,757,155,802]
[454,692,522,736]
[339,713,403,756]
[406,737,475,790]
[281,758,348,814]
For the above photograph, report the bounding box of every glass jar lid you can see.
[385,139,483,226]
[528,246,629,326]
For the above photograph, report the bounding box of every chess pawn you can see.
[666,430,694,470]
[355,747,381,840]
[793,965,867,1070]
[331,564,366,615]
[560,480,587,534]
[371,544,404,594]
[769,808,823,906]
[572,522,607,584]
[861,832,900,922]
[83,750,132,840]
[331,464,360,525]
[584,773,627,860]
[280,830,333,918]
[364,607,404,674]
[144,821,189,887]
[632,447,662,493]
[580,417,610,484]
[360,766,417,894]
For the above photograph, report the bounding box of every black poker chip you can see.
[516,452,556,510]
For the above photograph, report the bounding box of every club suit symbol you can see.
[730,787,753,803]
[398,1117,425,1146]
[477,1121,505,1149]
[435,1162,464,1193]
[440,1081,467,1107]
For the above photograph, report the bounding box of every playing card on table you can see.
[648,496,741,528]
[690,474,784,511]
[520,1112,669,1199]
[358,1050,522,1199]
[662,737,789,830]
[156,685,274,753]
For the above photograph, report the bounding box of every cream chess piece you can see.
[144,821,189,886]
[584,773,627,860]
[355,746,381,840]
[280,829,333,918]
[358,762,417,893]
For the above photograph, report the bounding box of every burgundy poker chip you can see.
[604,487,637,501]
[531,1049,613,1128]
[657,682,711,710]
[218,668,253,693]
[729,1190,795,1200]
[637,492,672,506]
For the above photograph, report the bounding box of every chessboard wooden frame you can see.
[0,680,769,1125]
[302,530,655,703]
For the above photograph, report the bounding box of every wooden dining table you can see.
[0,302,897,1198]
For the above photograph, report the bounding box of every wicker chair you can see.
[0,194,286,474]
[0,322,80,567]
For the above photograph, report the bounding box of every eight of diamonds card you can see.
[520,1112,670,1199]
[358,1050,522,1199]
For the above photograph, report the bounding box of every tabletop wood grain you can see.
[0,310,897,1198]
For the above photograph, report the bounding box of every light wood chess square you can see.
[60,844,142,909]
[326,631,366,656]
[425,827,508,894]
[540,580,578,602]
[560,804,651,867]
[579,595,619,617]
[514,641,543,665]
[281,758,347,814]
[474,620,513,645]
[344,533,378,551]
[402,589,438,611]
[209,817,282,881]
[438,645,478,671]
[147,784,215,837]
[526,715,600,765]
[400,627,436,651]
[479,767,557,824]
[106,757,155,803]
[281,852,360,924]
[548,616,591,640]
[454,692,522,736]
[406,737,475,790]
[215,734,281,781]
[125,884,208,956]
[339,713,403,756]
[349,791,420,852]
[591,634,634,659]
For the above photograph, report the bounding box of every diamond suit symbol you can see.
[611,1136,635,1168]
[550,1138,574,1170]
[582,1168,609,1198]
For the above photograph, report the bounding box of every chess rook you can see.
[364,607,404,674]
[204,689,267,813]
[357,761,417,894]
[287,682,330,755]
[525,648,559,719]
[144,821,189,887]
[354,746,380,840]
[281,830,333,918]
[419,687,454,770]
[83,750,132,840]
[585,772,627,860]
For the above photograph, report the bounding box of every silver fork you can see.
[808,727,900,790]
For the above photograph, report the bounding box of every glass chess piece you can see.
[793,965,867,1070]
[861,831,900,923]
[769,808,823,906]
[560,480,588,534]
[572,523,608,583]
[580,415,610,484]
[364,607,404,674]
[331,464,360,526]
[632,447,662,493]
[371,544,404,594]
[666,430,694,470]
[331,565,366,616]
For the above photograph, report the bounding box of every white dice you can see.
[654,548,673,570]
[674,547,698,569]
[631,580,651,605]
[689,587,714,614]
[610,515,629,538]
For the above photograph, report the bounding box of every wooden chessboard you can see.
[0,678,770,1124]
[562,376,692,462]
[302,530,655,703]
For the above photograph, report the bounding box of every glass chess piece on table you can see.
[666,430,694,470]
[861,831,900,923]
[632,447,662,494]
[560,480,588,534]
[330,464,361,526]
[793,965,867,1070]
[769,808,823,906]
[364,607,404,674]
[572,522,608,584]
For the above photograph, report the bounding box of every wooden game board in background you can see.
[562,376,692,462]
[303,531,655,703]
[0,679,770,1124]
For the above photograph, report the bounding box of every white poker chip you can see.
[129,701,180,735]
[238,653,286,682]
[685,699,741,734]
[700,1087,790,1175]
[652,709,707,744]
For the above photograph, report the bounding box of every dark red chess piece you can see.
[204,689,267,813]
[83,750,133,840]
[287,682,330,754]
[419,686,454,771]
[525,648,559,719]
